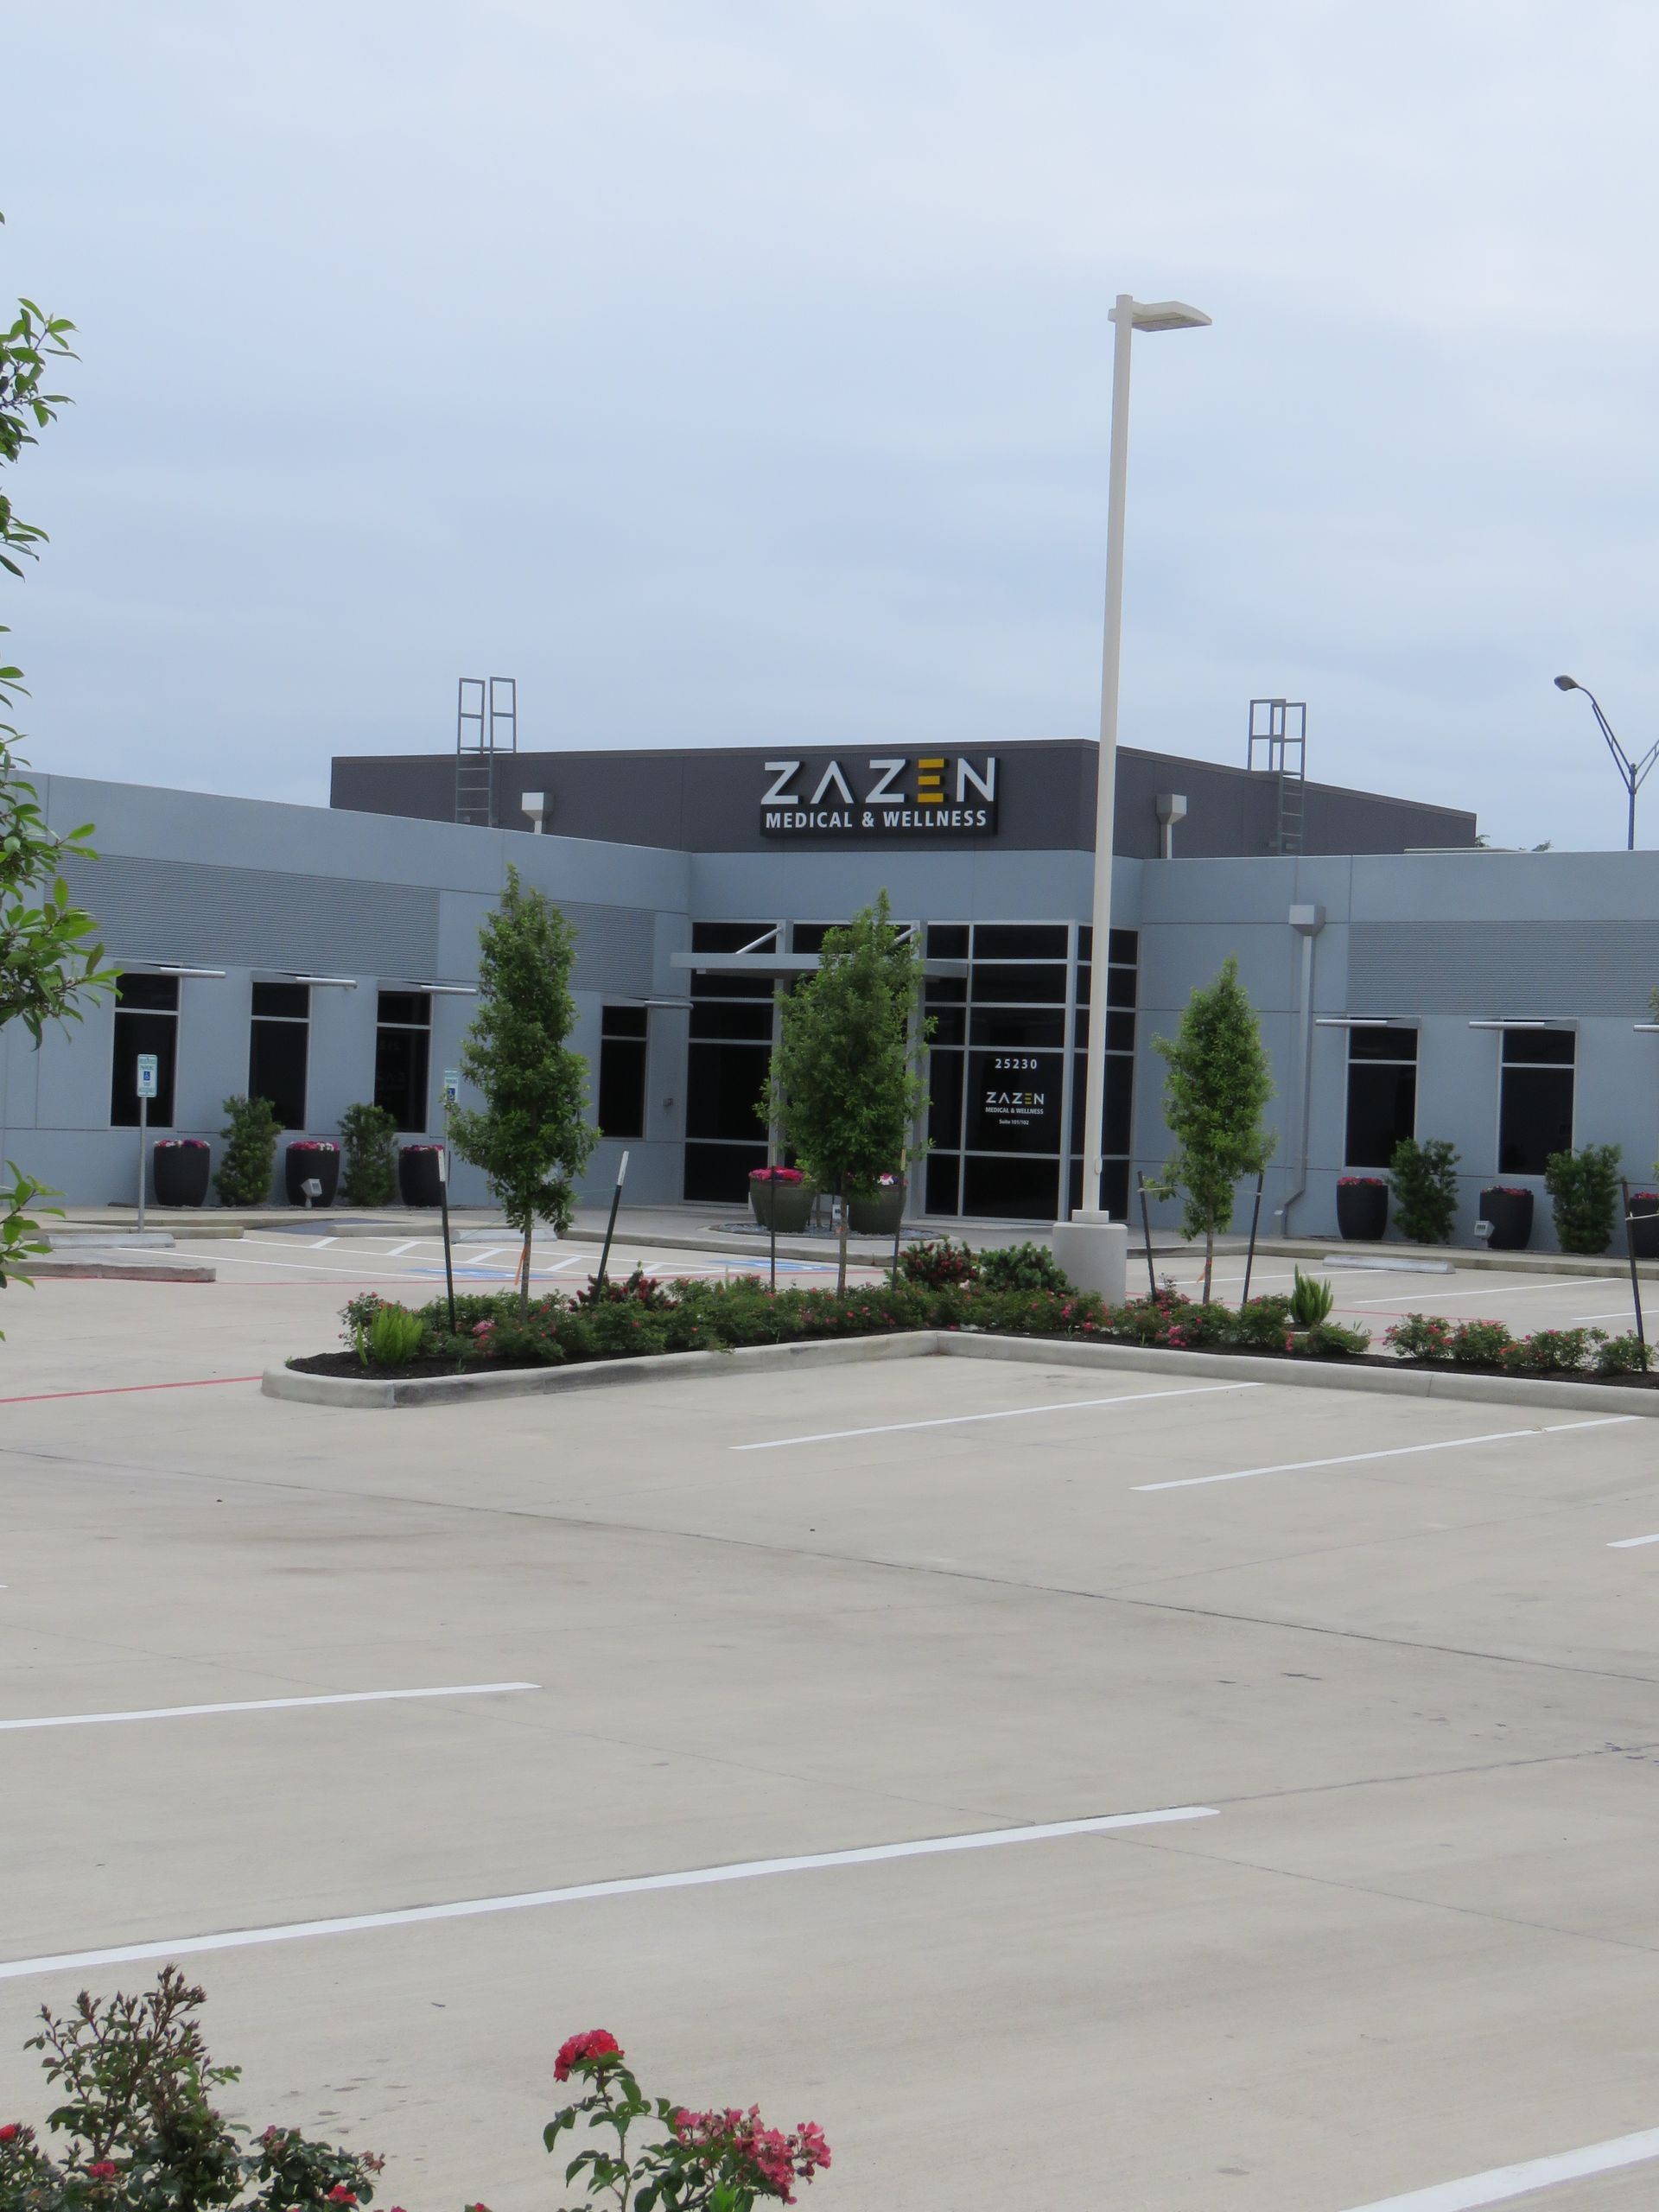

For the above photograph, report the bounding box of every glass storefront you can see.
[681,917,1140,1223]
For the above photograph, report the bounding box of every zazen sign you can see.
[760,754,999,839]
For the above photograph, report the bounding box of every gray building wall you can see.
[3,776,693,1209]
[9,773,1652,1254]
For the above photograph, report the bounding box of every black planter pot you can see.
[284,1142,340,1208]
[1335,1180,1389,1242]
[399,1144,445,1207]
[152,1141,210,1208]
[1629,1192,1659,1260]
[1480,1185,1534,1252]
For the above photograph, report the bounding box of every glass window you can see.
[690,968,776,1000]
[969,962,1067,1004]
[1073,1008,1137,1053]
[969,1007,1065,1050]
[926,1049,965,1145]
[925,1152,962,1213]
[598,1005,648,1139]
[1344,1026,1418,1169]
[1499,1030,1574,1173]
[972,924,1068,961]
[374,990,431,1132]
[926,924,969,961]
[683,1141,768,1203]
[966,1050,1064,1155]
[1077,928,1140,965]
[686,1042,769,1141]
[924,975,967,1003]
[690,1001,774,1040]
[963,1154,1058,1220]
[249,982,309,1130]
[110,972,179,1128]
[791,922,836,954]
[691,920,779,953]
[927,1006,966,1046]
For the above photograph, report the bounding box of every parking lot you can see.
[6,1243,1659,2209]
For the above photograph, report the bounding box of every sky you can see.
[4,0,1658,849]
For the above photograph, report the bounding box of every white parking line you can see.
[0,1804,1217,1980]
[1337,2121,1659,2209]
[735,1381,1261,1451]
[386,1239,423,1257]
[209,1253,437,1283]
[1577,1308,1637,1321]
[1608,1533,1659,1549]
[310,1236,338,1248]
[1135,1415,1638,1492]
[1350,1277,1621,1310]
[0,1682,540,1733]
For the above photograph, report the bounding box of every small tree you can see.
[1389,1136,1459,1244]
[1546,1141,1621,1255]
[1148,954,1274,1300]
[214,1095,281,1206]
[450,863,596,1318]
[764,890,930,1296]
[339,1101,398,1206]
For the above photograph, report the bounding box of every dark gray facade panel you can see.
[60,853,442,978]
[1349,920,1659,1017]
[332,742,1477,859]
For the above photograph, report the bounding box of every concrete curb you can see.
[934,1332,1659,1419]
[263,1329,940,1409]
[20,1256,218,1283]
[263,1325,1659,1419]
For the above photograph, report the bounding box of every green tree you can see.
[1,213,114,1317]
[214,1095,281,1206]
[1149,953,1275,1300]
[1388,1136,1459,1244]
[450,864,596,1317]
[339,1101,399,1207]
[764,889,930,1295]
[1545,1141,1621,1255]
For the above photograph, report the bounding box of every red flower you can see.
[0,2126,19,2144]
[327,2190,357,2205]
[553,2028,622,2082]
[86,2163,118,2181]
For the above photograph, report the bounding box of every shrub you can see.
[0,1968,383,2212]
[976,1241,1073,1294]
[1306,1319,1367,1357]
[574,1263,673,1310]
[1384,1313,1454,1361]
[213,1093,281,1206]
[338,1102,398,1207]
[1545,1141,1622,1255]
[1448,1319,1515,1366]
[1230,1294,1294,1347]
[898,1236,977,1289]
[1596,1331,1653,1376]
[361,1301,425,1367]
[1499,1326,1596,1376]
[1288,1268,1335,1327]
[1389,1137,1459,1244]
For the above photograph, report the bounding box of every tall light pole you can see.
[1081,295,1211,1216]
[1554,675,1657,852]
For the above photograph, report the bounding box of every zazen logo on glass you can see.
[760,755,998,837]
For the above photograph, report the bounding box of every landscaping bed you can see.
[296,1243,1653,1391]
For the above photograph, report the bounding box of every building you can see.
[10,736,1644,1254]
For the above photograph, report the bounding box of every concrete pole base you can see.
[1049,1211,1128,1303]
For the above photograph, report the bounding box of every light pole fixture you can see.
[1081,295,1211,1217]
[1554,675,1658,851]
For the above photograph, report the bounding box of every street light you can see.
[1080,295,1211,1217]
[1554,674,1658,851]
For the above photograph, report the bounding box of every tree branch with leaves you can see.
[1,212,116,1321]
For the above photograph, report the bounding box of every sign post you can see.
[439,1070,460,1334]
[595,1150,629,1290]
[134,1054,159,1232]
